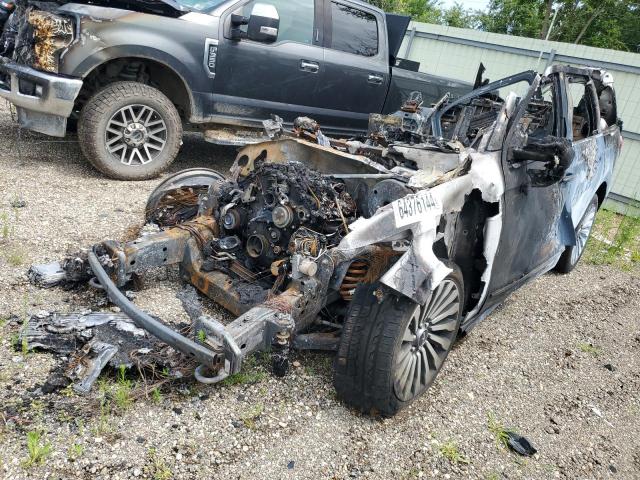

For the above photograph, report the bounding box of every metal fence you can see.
[401,22,640,213]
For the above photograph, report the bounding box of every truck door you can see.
[316,1,390,133]
[212,0,325,124]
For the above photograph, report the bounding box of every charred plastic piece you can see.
[506,432,537,456]
[21,311,167,394]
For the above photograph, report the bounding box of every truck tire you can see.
[334,262,463,417]
[78,81,182,180]
[555,194,598,274]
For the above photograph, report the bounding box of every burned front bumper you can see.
[0,58,82,136]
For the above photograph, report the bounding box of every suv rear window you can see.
[329,2,378,57]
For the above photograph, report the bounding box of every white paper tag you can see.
[392,190,442,228]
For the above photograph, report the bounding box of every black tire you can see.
[555,194,599,274]
[334,262,464,417]
[78,81,183,180]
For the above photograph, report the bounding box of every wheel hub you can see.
[123,122,148,147]
[105,104,168,166]
[414,328,428,349]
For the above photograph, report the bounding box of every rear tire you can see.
[78,81,182,180]
[334,262,464,416]
[555,194,598,274]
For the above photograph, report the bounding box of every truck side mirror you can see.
[246,3,279,43]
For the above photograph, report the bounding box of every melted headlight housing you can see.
[26,10,73,73]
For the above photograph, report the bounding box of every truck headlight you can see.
[27,10,74,73]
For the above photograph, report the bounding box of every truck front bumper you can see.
[0,58,83,137]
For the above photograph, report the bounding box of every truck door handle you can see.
[368,74,384,85]
[300,60,319,73]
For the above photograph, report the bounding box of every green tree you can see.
[479,0,640,51]
[367,0,640,51]
[367,0,477,28]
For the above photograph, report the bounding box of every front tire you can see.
[555,194,598,273]
[78,81,183,180]
[334,263,464,416]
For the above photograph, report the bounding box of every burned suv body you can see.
[29,66,621,416]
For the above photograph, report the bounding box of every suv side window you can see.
[240,0,315,45]
[329,2,378,57]
[566,75,599,141]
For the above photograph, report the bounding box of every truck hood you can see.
[41,0,192,16]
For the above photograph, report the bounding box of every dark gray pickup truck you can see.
[0,0,469,179]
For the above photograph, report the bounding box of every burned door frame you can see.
[484,73,568,305]
[557,68,606,231]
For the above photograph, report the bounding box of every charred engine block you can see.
[212,162,356,274]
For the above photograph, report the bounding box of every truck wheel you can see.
[78,81,182,180]
[334,263,464,417]
[555,194,598,274]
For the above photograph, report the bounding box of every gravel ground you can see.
[1,101,639,480]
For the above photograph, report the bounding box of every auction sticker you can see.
[392,190,442,228]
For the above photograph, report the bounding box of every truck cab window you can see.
[566,77,598,141]
[329,2,378,57]
[240,0,315,45]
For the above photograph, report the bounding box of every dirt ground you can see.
[1,102,639,480]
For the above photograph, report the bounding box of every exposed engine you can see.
[208,162,357,287]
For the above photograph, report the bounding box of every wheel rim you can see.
[394,279,460,402]
[570,200,597,265]
[105,104,167,166]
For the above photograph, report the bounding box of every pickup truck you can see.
[0,0,470,180]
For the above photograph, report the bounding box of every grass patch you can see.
[146,448,172,480]
[22,431,52,468]
[578,342,601,356]
[67,443,84,461]
[196,329,207,343]
[239,403,264,429]
[487,412,514,450]
[221,355,266,386]
[439,440,470,464]
[151,387,163,404]
[0,211,13,241]
[585,208,640,269]
[6,247,25,266]
[113,365,133,411]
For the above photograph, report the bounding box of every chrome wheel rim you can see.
[394,279,460,402]
[570,200,597,265]
[105,104,167,166]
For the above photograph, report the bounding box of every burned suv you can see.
[28,66,620,416]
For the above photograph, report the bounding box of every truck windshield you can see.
[176,0,228,11]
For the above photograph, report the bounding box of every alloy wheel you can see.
[105,104,167,166]
[570,200,598,265]
[394,279,461,402]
